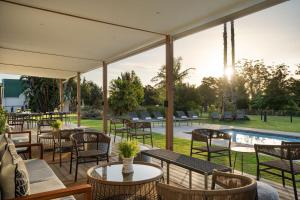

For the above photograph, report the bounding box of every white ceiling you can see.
[0,0,286,79]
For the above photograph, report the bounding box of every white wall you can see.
[3,93,26,112]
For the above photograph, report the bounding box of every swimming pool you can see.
[222,129,300,145]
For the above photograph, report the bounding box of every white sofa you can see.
[0,134,91,200]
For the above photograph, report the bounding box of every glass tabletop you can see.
[88,163,163,183]
[231,146,255,153]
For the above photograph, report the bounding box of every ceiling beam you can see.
[0,46,101,62]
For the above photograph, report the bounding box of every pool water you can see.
[222,129,300,145]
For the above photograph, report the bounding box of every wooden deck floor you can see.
[33,143,297,200]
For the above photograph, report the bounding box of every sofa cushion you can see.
[0,134,8,160]
[0,146,16,199]
[24,159,57,183]
[15,159,30,197]
[0,145,30,199]
[30,178,75,200]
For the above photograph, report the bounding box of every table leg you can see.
[204,173,208,189]
[233,151,237,173]
[189,170,192,189]
[167,163,170,184]
[241,152,244,175]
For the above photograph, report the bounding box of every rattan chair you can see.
[157,170,257,200]
[70,131,111,181]
[37,119,56,150]
[109,118,128,142]
[126,120,153,147]
[255,142,300,200]
[190,129,232,166]
[52,128,84,166]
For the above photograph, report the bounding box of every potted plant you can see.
[50,120,63,138]
[118,140,140,174]
[0,107,8,134]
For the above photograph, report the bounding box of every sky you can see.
[1,0,300,86]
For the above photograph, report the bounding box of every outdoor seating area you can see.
[0,121,299,199]
[1,0,299,200]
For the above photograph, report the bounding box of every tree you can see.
[174,83,200,111]
[109,71,144,115]
[143,85,160,106]
[64,78,77,111]
[151,57,195,88]
[198,77,218,111]
[81,78,103,108]
[21,76,59,112]
[264,64,292,110]
[236,59,270,100]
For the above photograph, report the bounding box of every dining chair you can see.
[70,131,111,181]
[190,129,232,166]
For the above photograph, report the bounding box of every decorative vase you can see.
[122,157,134,174]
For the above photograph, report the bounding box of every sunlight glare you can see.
[225,66,233,81]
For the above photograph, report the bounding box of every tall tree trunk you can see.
[231,20,237,114]
[222,22,227,115]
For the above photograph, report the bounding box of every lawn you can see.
[71,115,299,187]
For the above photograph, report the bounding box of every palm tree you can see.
[151,57,195,88]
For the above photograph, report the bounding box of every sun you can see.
[224,66,233,81]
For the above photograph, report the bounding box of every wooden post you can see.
[77,72,81,127]
[102,61,108,134]
[165,35,174,151]
[59,79,64,112]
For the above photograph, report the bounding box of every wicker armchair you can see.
[157,170,257,200]
[52,128,84,166]
[190,129,232,166]
[70,131,111,181]
[255,142,300,200]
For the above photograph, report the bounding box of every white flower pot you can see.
[122,157,134,174]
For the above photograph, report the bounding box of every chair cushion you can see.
[194,146,228,153]
[257,181,279,200]
[78,150,107,158]
[24,159,57,183]
[260,160,300,173]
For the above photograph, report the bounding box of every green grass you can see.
[71,116,299,187]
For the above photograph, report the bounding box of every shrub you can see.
[81,106,102,119]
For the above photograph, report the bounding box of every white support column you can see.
[77,72,81,127]
[102,61,108,134]
[165,35,174,151]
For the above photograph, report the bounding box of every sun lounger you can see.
[187,111,201,124]
[211,112,220,120]
[223,111,233,120]
[128,112,139,121]
[175,111,191,126]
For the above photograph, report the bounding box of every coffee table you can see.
[231,146,255,174]
[87,162,163,200]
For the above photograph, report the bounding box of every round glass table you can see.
[87,162,163,200]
